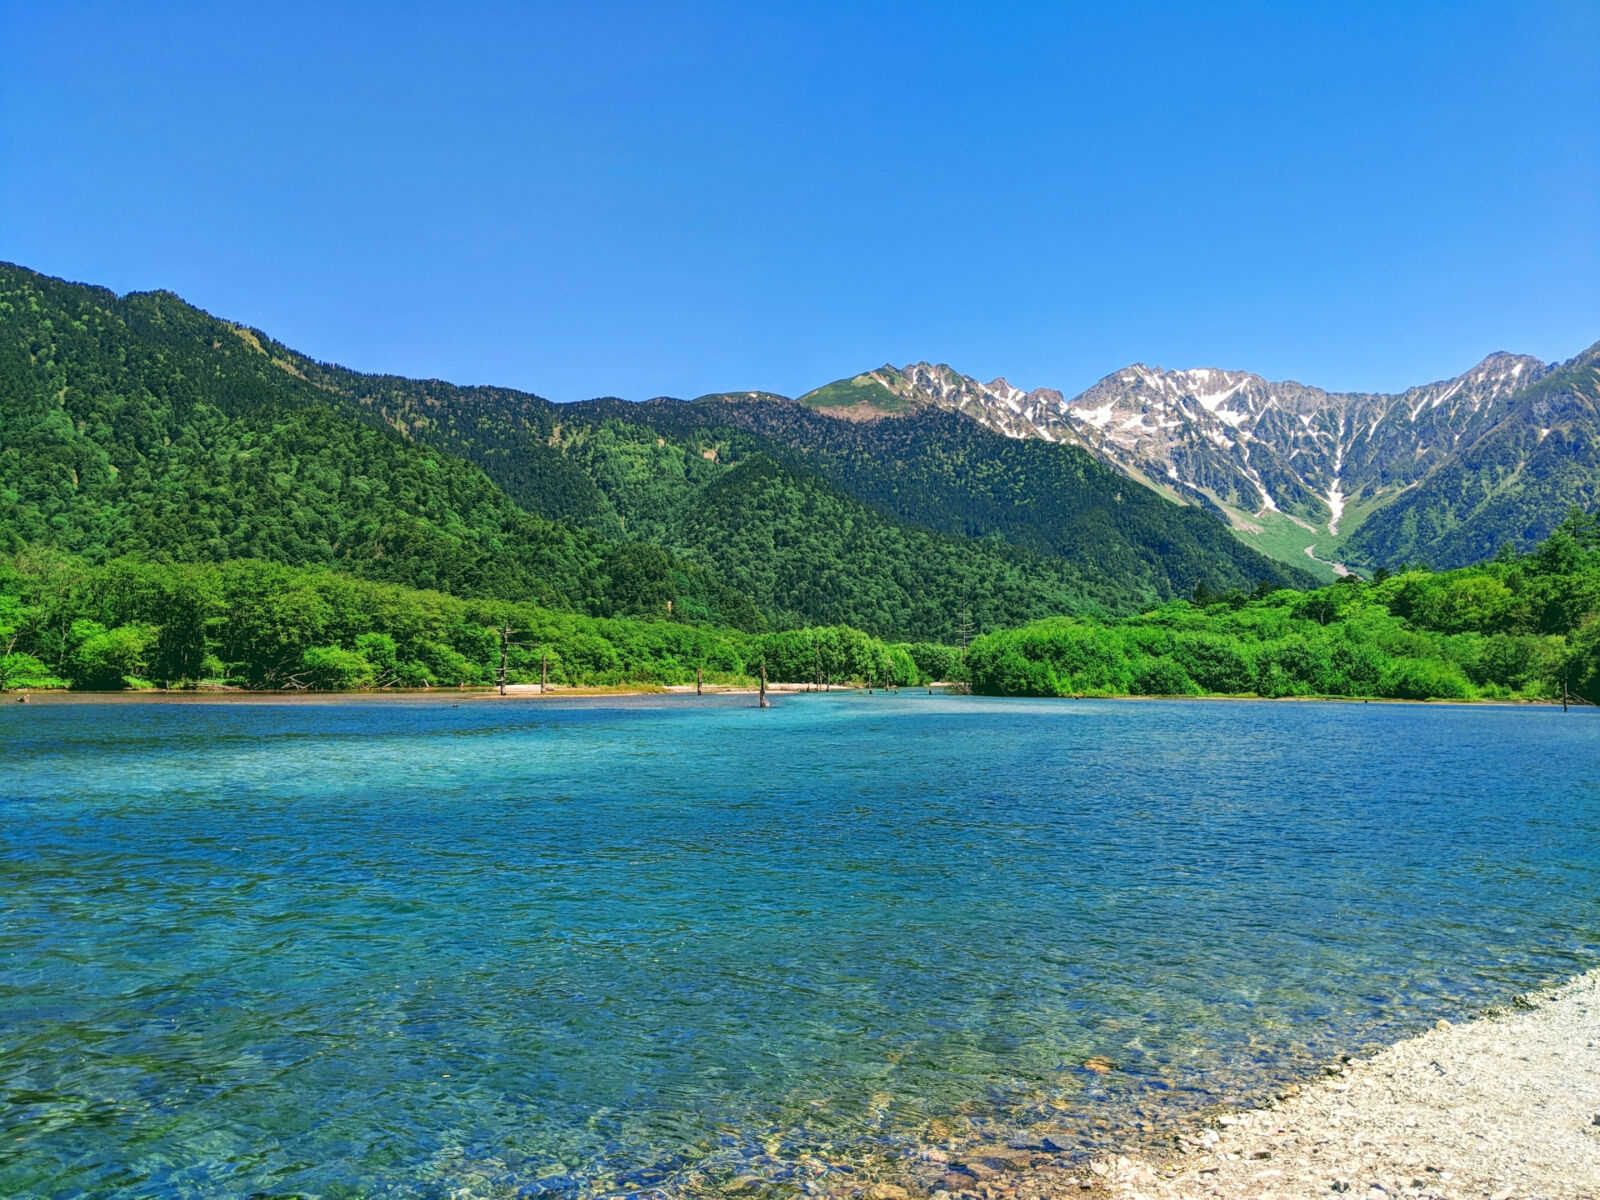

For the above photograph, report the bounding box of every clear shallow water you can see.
[3,694,1598,1199]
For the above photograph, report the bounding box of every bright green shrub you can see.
[904,642,961,682]
[0,652,63,690]
[1380,658,1472,700]
[69,620,160,689]
[301,645,375,690]
[1173,633,1255,692]
[1131,656,1199,696]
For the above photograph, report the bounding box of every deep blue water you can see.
[3,694,1598,1199]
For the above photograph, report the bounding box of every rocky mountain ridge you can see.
[798,349,1584,571]
[1342,343,1600,568]
[808,355,1549,530]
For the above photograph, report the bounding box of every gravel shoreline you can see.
[1083,970,1600,1200]
[890,974,1599,1200]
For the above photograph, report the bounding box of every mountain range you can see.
[3,261,1592,642]
[795,345,1600,579]
[0,262,1306,644]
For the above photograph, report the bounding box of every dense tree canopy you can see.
[0,265,763,624]
[966,510,1600,703]
[0,553,939,692]
[569,395,1315,597]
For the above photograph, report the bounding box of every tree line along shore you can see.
[2,510,1597,703]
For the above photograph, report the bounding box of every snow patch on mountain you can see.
[860,352,1552,535]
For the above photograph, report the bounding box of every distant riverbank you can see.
[6,685,1578,707]
[5,681,883,703]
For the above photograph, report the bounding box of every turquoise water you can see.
[3,694,1598,1198]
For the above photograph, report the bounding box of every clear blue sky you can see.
[2,2,1596,402]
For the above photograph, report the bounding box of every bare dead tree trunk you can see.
[696,665,703,696]
[759,661,769,708]
[541,651,548,694]
[498,620,510,696]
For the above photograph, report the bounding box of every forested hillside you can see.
[284,362,621,534]
[0,263,759,623]
[270,332,1312,613]
[0,262,1308,642]
[480,415,1149,639]
[571,394,1314,595]
[176,284,1306,609]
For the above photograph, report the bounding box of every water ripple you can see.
[2,695,1597,1198]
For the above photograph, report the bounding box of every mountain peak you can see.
[797,365,921,415]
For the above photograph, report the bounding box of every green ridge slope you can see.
[0,261,1316,642]
[0,263,746,623]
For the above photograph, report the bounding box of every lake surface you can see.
[3,694,1598,1198]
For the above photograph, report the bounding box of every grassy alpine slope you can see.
[966,510,1600,703]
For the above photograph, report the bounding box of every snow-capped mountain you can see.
[804,353,1552,539]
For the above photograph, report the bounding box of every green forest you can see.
[0,553,939,693]
[965,510,1600,703]
[576,394,1313,595]
[5,514,1595,700]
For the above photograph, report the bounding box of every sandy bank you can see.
[5,687,1568,707]
[5,681,928,704]
[5,685,669,704]
[1087,971,1600,1200]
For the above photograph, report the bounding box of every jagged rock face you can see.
[895,363,1068,443]
[859,354,1550,533]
